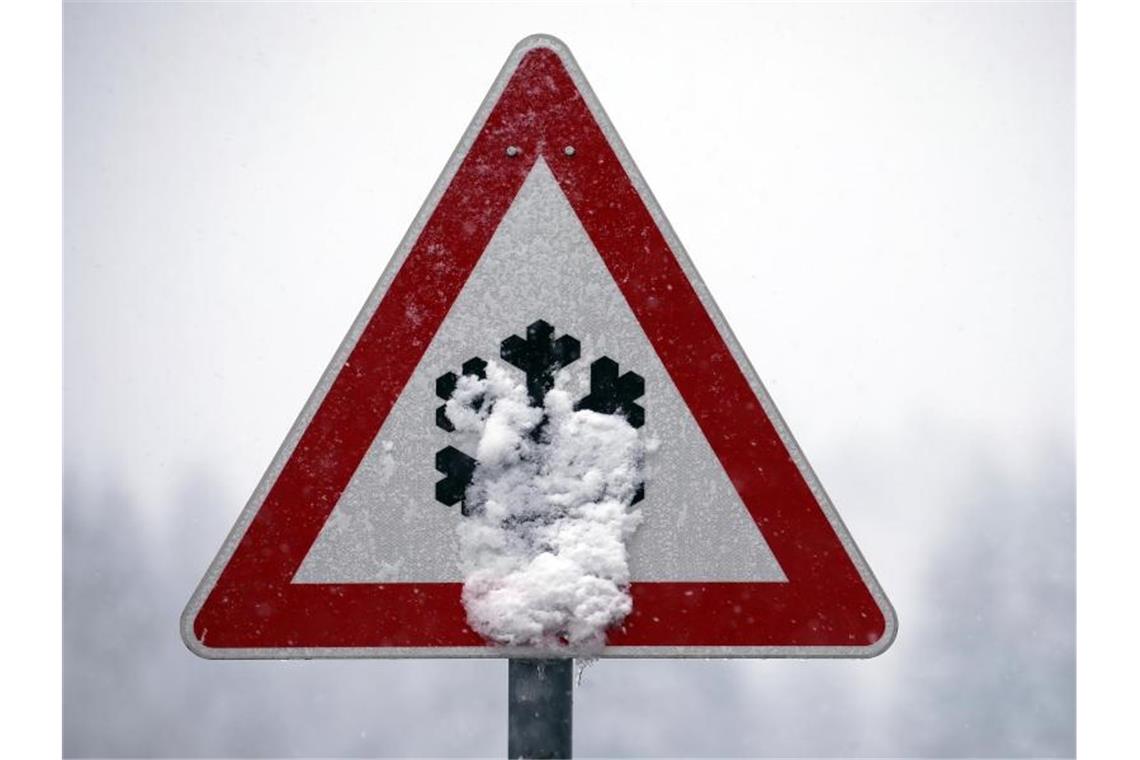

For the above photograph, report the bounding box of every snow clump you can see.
[444,361,645,651]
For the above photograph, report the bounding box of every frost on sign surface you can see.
[437,321,648,650]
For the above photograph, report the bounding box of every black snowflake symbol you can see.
[433,320,645,514]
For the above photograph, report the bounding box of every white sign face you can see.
[182,35,896,659]
[293,161,787,587]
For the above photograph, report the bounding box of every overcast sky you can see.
[64,2,1073,757]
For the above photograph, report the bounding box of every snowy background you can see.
[64,2,1073,757]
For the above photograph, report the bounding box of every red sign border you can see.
[182,35,896,659]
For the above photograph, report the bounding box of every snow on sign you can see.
[182,35,896,659]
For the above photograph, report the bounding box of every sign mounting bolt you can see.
[506,145,521,157]
[563,145,576,156]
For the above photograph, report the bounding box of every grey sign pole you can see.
[508,658,573,759]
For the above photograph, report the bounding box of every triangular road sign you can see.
[182,35,896,658]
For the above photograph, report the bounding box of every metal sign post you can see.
[508,659,573,759]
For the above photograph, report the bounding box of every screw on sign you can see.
[182,35,896,758]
